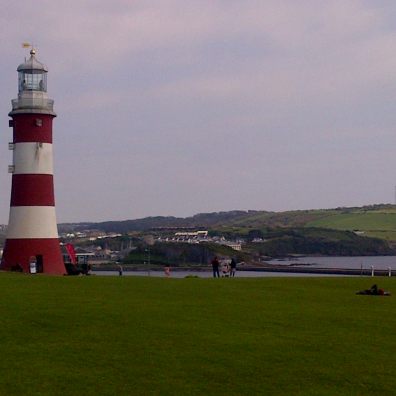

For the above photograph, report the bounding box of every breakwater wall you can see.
[240,266,392,276]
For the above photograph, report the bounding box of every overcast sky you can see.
[1,0,396,223]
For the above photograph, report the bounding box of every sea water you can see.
[267,256,396,270]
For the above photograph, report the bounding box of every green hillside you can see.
[307,209,396,241]
[58,204,396,243]
[217,205,396,242]
[244,227,393,257]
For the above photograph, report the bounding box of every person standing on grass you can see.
[211,256,220,278]
[230,258,237,277]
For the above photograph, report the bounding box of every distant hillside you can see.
[58,209,342,233]
[306,206,396,241]
[244,227,394,257]
[59,211,262,233]
[59,204,396,241]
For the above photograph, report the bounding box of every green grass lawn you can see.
[0,273,395,395]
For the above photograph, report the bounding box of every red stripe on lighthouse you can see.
[1,238,65,274]
[10,174,55,206]
[13,114,54,143]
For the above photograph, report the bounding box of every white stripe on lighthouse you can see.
[13,142,53,175]
[6,206,59,239]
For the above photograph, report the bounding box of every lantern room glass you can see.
[18,71,47,93]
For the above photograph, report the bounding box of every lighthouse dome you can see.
[17,49,48,72]
[17,49,48,93]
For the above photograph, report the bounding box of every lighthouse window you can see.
[18,72,47,92]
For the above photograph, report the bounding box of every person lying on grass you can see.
[356,284,391,296]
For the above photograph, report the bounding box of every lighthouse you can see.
[1,49,65,274]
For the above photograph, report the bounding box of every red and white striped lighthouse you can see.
[1,49,65,274]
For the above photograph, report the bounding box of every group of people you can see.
[211,256,237,278]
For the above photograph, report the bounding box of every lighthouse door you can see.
[36,255,44,273]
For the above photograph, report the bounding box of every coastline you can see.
[91,264,393,277]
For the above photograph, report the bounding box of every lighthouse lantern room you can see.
[1,49,65,274]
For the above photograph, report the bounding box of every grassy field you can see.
[307,212,396,230]
[208,206,396,242]
[307,211,396,240]
[1,273,396,395]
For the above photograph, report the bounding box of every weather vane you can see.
[21,42,37,59]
